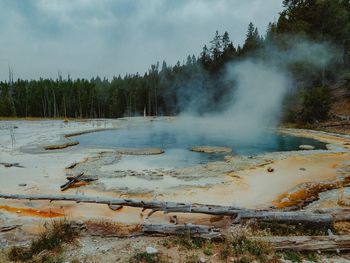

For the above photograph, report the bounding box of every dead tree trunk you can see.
[141,223,222,240]
[0,194,348,226]
[261,235,350,252]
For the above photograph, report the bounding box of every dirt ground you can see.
[0,118,350,262]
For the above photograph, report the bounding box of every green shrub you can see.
[299,86,331,123]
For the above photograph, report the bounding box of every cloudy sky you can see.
[0,0,283,81]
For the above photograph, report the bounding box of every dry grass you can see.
[7,219,80,262]
[85,220,141,237]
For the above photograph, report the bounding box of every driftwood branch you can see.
[261,235,350,252]
[0,194,349,226]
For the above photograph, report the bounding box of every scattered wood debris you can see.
[60,173,97,191]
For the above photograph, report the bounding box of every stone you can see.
[299,145,315,150]
[267,167,274,172]
[146,246,158,254]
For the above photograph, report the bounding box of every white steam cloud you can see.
[224,60,289,134]
[175,39,339,143]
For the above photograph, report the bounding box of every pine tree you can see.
[242,22,262,55]
[210,30,222,61]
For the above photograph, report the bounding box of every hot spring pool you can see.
[75,121,327,169]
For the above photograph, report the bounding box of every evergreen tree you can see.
[242,22,262,55]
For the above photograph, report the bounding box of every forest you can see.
[0,0,349,123]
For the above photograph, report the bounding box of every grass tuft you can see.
[129,251,170,263]
[8,219,80,262]
[220,234,275,263]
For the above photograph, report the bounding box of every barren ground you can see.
[0,118,350,262]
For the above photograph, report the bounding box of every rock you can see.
[200,257,207,263]
[169,215,177,224]
[267,166,274,172]
[191,146,232,154]
[108,204,123,211]
[299,167,306,171]
[299,145,315,150]
[146,246,158,254]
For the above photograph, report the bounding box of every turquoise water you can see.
[75,122,327,168]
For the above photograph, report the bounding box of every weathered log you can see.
[66,175,97,182]
[0,162,25,168]
[141,223,222,240]
[0,193,249,216]
[0,193,348,226]
[60,173,84,191]
[260,235,350,252]
[44,141,79,150]
[235,210,333,226]
[0,224,22,232]
[64,128,115,138]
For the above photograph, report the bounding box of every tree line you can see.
[0,0,349,123]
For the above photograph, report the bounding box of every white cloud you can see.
[0,0,282,80]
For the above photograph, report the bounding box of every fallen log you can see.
[261,235,350,252]
[0,224,22,232]
[66,175,97,182]
[0,162,25,168]
[0,193,348,226]
[0,193,246,216]
[64,128,115,138]
[141,223,222,240]
[235,210,334,226]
